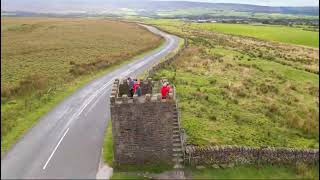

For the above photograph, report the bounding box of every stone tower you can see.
[109,78,184,167]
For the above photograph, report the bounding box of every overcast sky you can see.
[162,0,319,6]
[2,0,319,11]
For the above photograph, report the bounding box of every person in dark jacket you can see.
[127,77,134,97]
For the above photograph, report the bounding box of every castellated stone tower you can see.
[110,78,184,167]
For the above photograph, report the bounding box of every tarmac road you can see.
[1,24,180,179]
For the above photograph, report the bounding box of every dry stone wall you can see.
[185,145,319,167]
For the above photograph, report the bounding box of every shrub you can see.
[257,82,279,94]
[307,86,319,97]
[295,163,318,179]
[209,115,217,121]
[209,79,217,85]
[17,74,48,95]
[1,85,12,98]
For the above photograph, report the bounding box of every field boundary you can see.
[185,145,319,167]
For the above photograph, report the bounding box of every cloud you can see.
[2,0,318,12]
[156,0,319,6]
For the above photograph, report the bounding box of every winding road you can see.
[1,25,180,179]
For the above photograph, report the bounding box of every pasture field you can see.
[146,19,319,47]
[1,17,163,154]
[193,23,319,47]
[147,19,319,149]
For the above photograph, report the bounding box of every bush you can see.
[209,79,217,85]
[16,74,48,95]
[257,82,279,94]
[1,85,12,98]
[209,115,217,121]
[295,163,319,179]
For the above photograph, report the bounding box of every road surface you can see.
[1,25,180,179]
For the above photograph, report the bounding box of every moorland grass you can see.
[1,17,164,155]
[1,17,162,95]
[0,47,165,155]
[154,47,319,148]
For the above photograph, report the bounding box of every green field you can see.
[1,17,163,155]
[193,23,319,47]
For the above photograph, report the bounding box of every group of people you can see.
[127,77,142,97]
[127,77,172,99]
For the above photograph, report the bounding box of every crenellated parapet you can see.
[110,78,175,105]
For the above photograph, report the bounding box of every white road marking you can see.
[69,81,112,121]
[43,128,70,170]
[85,96,101,116]
[57,107,70,120]
[85,87,112,117]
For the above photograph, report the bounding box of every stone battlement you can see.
[110,78,175,105]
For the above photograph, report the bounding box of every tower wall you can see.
[110,79,175,166]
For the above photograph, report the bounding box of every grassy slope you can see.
[147,18,319,148]
[1,17,164,155]
[154,51,319,148]
[193,23,319,47]
[146,17,319,179]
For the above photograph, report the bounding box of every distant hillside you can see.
[146,1,319,16]
[1,0,319,16]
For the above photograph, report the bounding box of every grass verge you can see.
[110,173,148,179]
[190,163,319,179]
[103,120,114,166]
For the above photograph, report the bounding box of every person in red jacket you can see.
[133,80,142,96]
[161,82,171,99]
